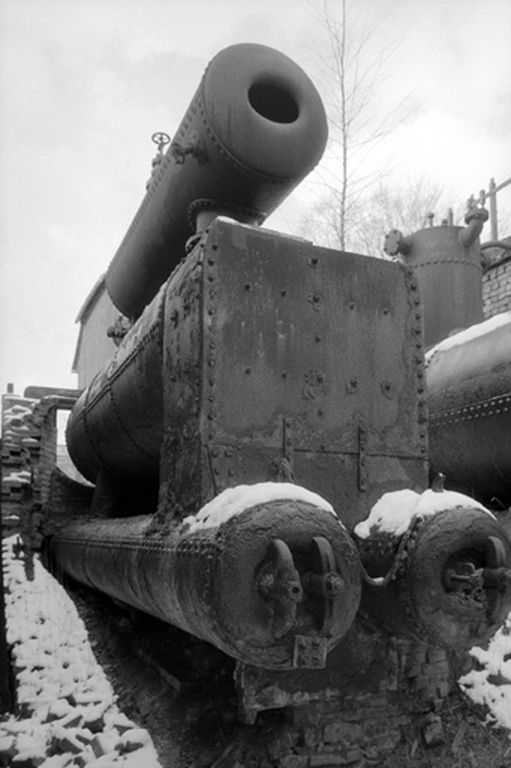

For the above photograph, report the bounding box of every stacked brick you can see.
[283,641,453,766]
[1,538,162,768]
[482,251,511,319]
[1,398,36,513]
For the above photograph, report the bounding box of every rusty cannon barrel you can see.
[354,488,511,651]
[105,43,328,320]
[426,312,511,507]
[49,485,362,670]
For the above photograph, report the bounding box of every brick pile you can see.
[0,538,162,768]
[1,398,36,511]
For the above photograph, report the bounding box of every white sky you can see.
[1,0,510,396]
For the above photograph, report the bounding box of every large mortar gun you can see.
[49,44,511,686]
[52,45,366,671]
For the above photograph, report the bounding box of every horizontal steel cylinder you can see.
[105,43,328,319]
[48,497,362,669]
[427,314,511,506]
[66,284,166,482]
[357,506,511,650]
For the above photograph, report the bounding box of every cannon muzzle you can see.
[105,43,328,319]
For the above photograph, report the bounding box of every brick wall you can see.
[482,251,511,318]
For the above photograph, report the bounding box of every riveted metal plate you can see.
[199,219,428,526]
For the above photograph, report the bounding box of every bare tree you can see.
[303,177,444,257]
[349,178,444,257]
[304,0,414,251]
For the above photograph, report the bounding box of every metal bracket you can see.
[292,635,328,669]
[170,135,207,165]
[302,536,344,634]
[276,417,294,481]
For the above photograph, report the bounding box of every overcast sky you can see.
[1,0,510,397]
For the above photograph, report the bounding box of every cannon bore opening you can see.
[248,82,299,123]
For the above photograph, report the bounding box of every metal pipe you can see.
[48,496,362,670]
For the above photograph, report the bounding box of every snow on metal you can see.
[425,310,511,363]
[354,488,493,539]
[181,481,337,533]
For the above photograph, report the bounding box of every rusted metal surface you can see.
[66,219,429,527]
[66,285,166,483]
[356,507,511,650]
[384,207,488,348]
[192,220,428,529]
[427,315,511,506]
[49,498,361,669]
[105,43,328,320]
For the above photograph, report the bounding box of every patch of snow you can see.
[182,482,336,532]
[354,488,492,539]
[3,469,31,484]
[426,311,511,362]
[459,616,511,731]
[1,538,163,767]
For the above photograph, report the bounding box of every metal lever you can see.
[257,539,303,639]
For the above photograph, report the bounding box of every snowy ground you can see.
[1,534,511,766]
[1,537,163,767]
[459,616,511,733]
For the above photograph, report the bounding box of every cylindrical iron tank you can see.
[384,207,488,348]
[426,312,511,507]
[105,43,328,320]
[49,486,362,669]
[66,282,166,484]
[355,490,511,650]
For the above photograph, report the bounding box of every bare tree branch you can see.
[303,0,419,252]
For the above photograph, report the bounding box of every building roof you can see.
[74,274,106,323]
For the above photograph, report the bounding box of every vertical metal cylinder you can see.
[398,226,483,348]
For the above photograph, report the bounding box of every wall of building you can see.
[482,252,511,319]
[74,286,121,389]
